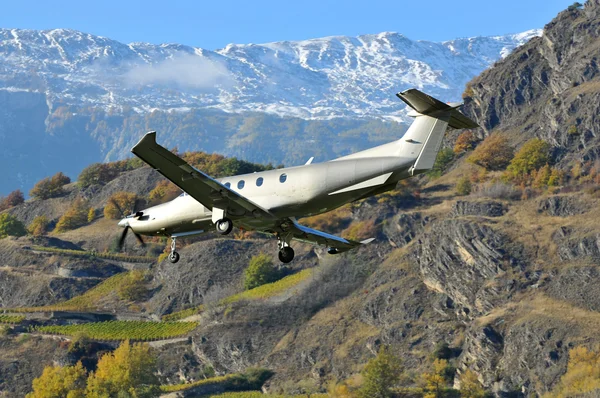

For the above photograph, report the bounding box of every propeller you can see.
[111,196,146,251]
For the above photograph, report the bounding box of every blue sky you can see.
[3,0,574,49]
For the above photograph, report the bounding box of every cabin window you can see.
[224,182,231,188]
[238,180,245,189]
[279,173,287,183]
[256,177,264,187]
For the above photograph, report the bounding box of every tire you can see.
[278,246,295,263]
[216,218,233,235]
[169,251,180,263]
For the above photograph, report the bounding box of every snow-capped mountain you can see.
[0,28,541,121]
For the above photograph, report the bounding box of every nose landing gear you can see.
[215,217,233,235]
[168,237,180,264]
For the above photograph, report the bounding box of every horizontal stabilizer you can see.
[396,89,479,129]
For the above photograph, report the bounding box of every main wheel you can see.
[278,246,295,263]
[215,218,233,235]
[169,251,180,263]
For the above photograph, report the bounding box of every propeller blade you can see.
[134,233,145,247]
[118,226,129,250]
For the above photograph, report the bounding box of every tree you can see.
[148,180,180,204]
[456,177,472,196]
[30,172,71,200]
[467,134,514,171]
[28,215,50,237]
[244,253,280,290]
[85,340,160,398]
[87,208,96,223]
[422,359,453,397]
[0,213,27,239]
[0,189,25,211]
[55,198,91,233]
[505,138,551,181]
[428,148,455,178]
[454,131,479,154]
[104,192,141,219]
[27,361,87,398]
[459,369,486,398]
[545,346,600,398]
[357,346,403,398]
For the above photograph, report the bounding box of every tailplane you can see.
[397,89,478,175]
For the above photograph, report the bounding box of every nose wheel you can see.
[168,237,180,264]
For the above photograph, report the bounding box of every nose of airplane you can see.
[118,218,129,228]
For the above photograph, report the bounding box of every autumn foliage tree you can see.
[454,131,479,154]
[104,192,142,219]
[29,172,71,200]
[467,134,514,171]
[0,189,25,211]
[545,346,600,398]
[357,346,403,398]
[28,215,50,237]
[85,340,160,397]
[148,180,181,204]
[55,198,92,233]
[27,361,87,398]
[504,138,551,182]
[459,369,486,398]
[78,159,143,189]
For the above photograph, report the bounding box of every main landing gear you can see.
[277,236,295,264]
[168,237,180,264]
[215,217,233,235]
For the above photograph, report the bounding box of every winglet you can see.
[305,157,314,165]
[360,238,375,245]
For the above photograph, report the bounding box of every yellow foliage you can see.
[27,361,86,398]
[148,180,180,204]
[459,369,485,398]
[454,130,479,154]
[28,215,50,237]
[467,134,514,171]
[104,191,141,219]
[55,198,91,233]
[342,220,377,241]
[544,346,600,398]
[85,340,160,397]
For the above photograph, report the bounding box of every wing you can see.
[280,218,375,253]
[131,131,274,221]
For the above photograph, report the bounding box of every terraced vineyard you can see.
[223,268,314,304]
[0,315,25,324]
[162,305,205,321]
[33,320,198,341]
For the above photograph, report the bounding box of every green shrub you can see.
[428,148,455,178]
[456,177,472,196]
[467,134,514,170]
[29,172,70,200]
[244,253,280,290]
[0,213,27,238]
[358,346,403,398]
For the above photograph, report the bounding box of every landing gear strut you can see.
[277,236,295,264]
[215,217,233,235]
[168,237,180,263]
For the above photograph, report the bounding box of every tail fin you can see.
[397,89,478,175]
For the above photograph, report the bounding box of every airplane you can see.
[117,89,478,264]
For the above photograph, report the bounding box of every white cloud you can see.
[123,54,233,89]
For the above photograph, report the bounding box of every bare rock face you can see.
[452,200,507,218]
[383,211,430,248]
[537,195,587,217]
[553,227,600,261]
[414,220,523,317]
[545,266,600,311]
[461,1,600,166]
